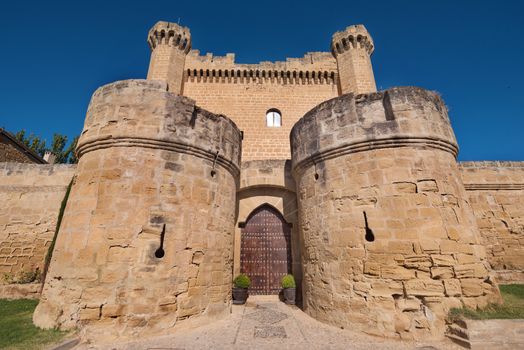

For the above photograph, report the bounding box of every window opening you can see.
[266,109,281,127]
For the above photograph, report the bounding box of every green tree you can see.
[14,130,46,157]
[50,133,68,163]
[66,136,79,164]
[14,130,26,144]
[30,136,47,157]
[14,130,78,164]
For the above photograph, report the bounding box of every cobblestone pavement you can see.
[75,297,462,350]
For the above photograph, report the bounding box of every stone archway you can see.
[240,204,292,295]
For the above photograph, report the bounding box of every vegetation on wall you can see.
[449,284,524,320]
[14,130,78,164]
[2,270,41,285]
[40,177,74,290]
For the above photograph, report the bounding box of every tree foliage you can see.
[14,130,78,164]
[14,130,47,156]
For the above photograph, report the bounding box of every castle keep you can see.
[0,20,523,341]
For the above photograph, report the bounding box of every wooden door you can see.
[240,205,291,295]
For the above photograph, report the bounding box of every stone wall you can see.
[460,161,524,283]
[291,87,499,340]
[33,80,242,340]
[183,52,338,161]
[0,163,76,275]
[0,283,40,299]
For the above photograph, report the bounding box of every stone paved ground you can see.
[74,297,462,350]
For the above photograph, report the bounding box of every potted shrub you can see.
[232,274,251,305]
[281,274,296,305]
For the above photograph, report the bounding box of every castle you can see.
[1,21,523,341]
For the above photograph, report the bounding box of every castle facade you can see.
[1,21,522,341]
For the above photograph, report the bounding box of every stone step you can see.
[446,333,472,349]
[453,318,468,328]
[249,295,280,302]
[447,323,470,340]
[50,338,80,350]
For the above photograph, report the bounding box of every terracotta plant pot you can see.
[232,287,248,305]
[283,287,296,305]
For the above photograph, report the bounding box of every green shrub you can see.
[17,270,41,284]
[2,273,14,284]
[233,274,251,289]
[2,269,41,285]
[281,274,296,289]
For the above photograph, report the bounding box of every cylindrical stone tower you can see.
[291,87,499,339]
[331,25,377,95]
[147,21,191,94]
[33,80,241,338]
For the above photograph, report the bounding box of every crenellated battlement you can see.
[330,24,376,94]
[146,21,192,94]
[186,51,336,70]
[331,24,374,56]
[147,21,191,53]
[185,68,337,85]
[185,51,337,85]
[145,21,377,93]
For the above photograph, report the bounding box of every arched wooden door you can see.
[240,205,292,295]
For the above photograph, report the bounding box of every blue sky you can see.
[0,0,522,160]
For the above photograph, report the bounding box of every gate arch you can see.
[240,204,292,295]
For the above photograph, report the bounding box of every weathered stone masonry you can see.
[33,80,242,337]
[291,87,499,339]
[0,163,75,275]
[460,161,524,283]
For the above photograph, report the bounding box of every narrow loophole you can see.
[314,173,319,181]
[211,170,216,177]
[155,248,165,258]
[365,229,375,242]
[363,211,375,242]
[155,224,166,259]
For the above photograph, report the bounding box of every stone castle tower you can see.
[32,20,503,340]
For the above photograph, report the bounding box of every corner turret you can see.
[146,21,191,94]
[331,24,377,95]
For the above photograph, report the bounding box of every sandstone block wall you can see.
[33,80,242,339]
[460,161,524,283]
[0,163,75,275]
[291,87,499,340]
[183,52,339,161]
[239,159,295,191]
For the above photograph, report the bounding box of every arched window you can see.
[266,109,281,127]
